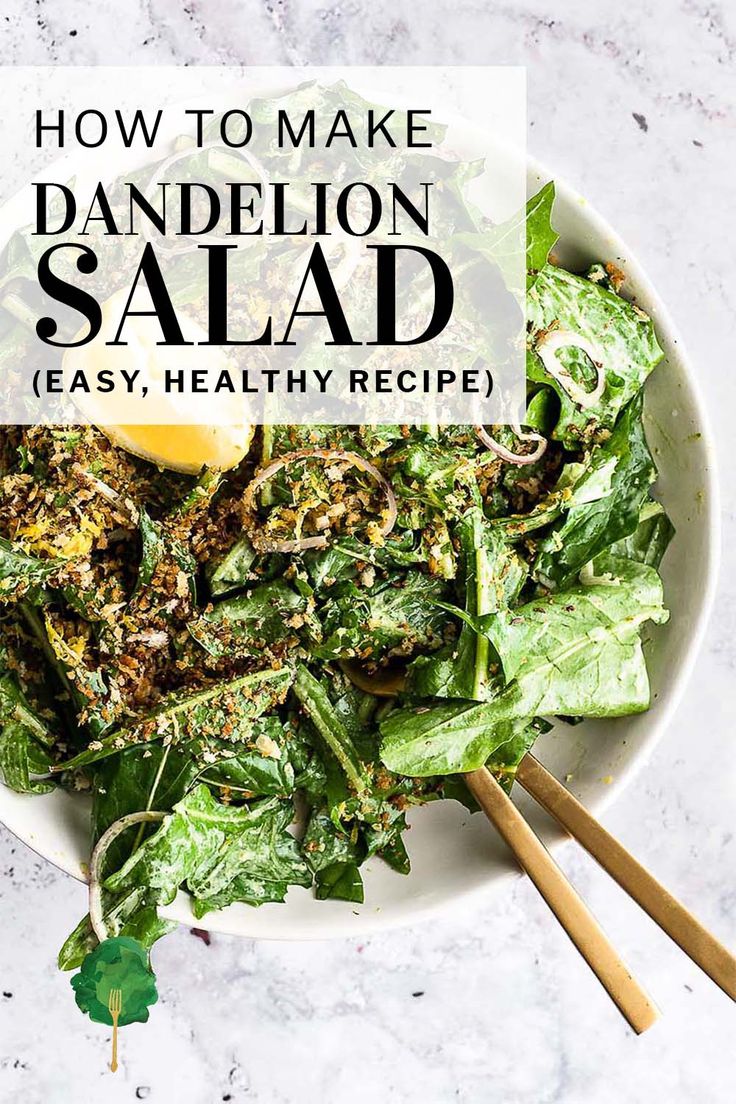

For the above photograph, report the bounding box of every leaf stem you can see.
[20,602,68,692]
[293,665,365,793]
[19,601,78,734]
[472,545,491,701]
[260,425,275,506]
[131,741,173,853]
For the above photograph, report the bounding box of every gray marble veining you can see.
[1,1,735,1100]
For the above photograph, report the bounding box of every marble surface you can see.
[1,2,735,1100]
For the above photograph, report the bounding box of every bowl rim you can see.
[0,153,721,941]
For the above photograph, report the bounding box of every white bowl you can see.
[0,160,719,940]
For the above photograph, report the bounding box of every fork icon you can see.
[108,988,122,1072]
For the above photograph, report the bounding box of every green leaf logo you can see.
[71,936,158,1026]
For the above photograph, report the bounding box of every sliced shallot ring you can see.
[242,448,398,554]
[474,424,548,466]
[535,328,606,408]
[88,810,166,942]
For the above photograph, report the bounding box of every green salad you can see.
[0,183,672,970]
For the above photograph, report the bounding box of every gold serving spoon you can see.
[342,661,736,1025]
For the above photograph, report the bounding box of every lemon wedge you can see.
[63,290,254,474]
[94,422,254,475]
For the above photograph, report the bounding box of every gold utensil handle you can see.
[516,754,736,1001]
[110,1015,119,1073]
[465,766,659,1034]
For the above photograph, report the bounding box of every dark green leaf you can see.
[189,580,308,658]
[528,266,663,446]
[525,181,558,278]
[200,717,295,797]
[191,875,294,916]
[455,181,558,295]
[104,786,310,911]
[604,499,674,569]
[0,673,55,793]
[58,666,294,770]
[302,807,361,873]
[136,508,197,601]
[315,862,364,902]
[408,508,525,701]
[207,536,257,597]
[0,538,58,599]
[315,573,448,662]
[533,395,656,588]
[381,562,667,775]
[380,700,528,777]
